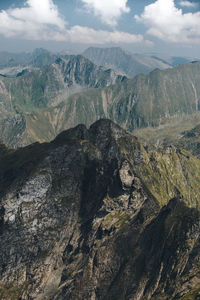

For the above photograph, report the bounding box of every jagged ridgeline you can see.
[0,120,200,300]
[0,119,199,300]
[82,47,171,77]
[0,54,127,147]
[0,59,200,148]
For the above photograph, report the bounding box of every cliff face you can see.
[0,55,126,148]
[56,61,200,131]
[8,60,200,149]
[0,55,126,111]
[0,60,200,149]
[0,119,199,300]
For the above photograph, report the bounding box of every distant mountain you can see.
[0,55,127,147]
[0,48,56,69]
[36,60,200,137]
[82,47,171,77]
[0,60,200,148]
[0,51,31,69]
[0,119,200,300]
[148,53,200,66]
[31,48,57,68]
[0,54,126,111]
[170,56,196,66]
[0,48,57,77]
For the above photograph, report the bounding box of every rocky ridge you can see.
[0,55,126,147]
[0,48,57,77]
[0,60,200,149]
[82,47,171,77]
[15,61,200,149]
[0,54,126,111]
[0,119,199,299]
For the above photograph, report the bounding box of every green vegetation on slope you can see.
[0,120,199,299]
[0,60,200,149]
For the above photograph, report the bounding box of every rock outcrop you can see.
[0,55,127,148]
[0,119,199,299]
[7,60,200,149]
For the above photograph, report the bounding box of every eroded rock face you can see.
[0,119,199,300]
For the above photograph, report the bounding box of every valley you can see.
[0,55,199,150]
[1,0,200,298]
[0,46,200,300]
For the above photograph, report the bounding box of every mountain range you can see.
[0,54,126,110]
[0,54,126,147]
[0,48,52,68]
[1,47,197,78]
[82,47,171,77]
[0,119,199,300]
[0,48,58,77]
[0,47,200,160]
[82,47,200,77]
[0,45,200,300]
[1,59,198,148]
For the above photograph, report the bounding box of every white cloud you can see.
[0,0,150,46]
[179,1,197,8]
[80,0,130,26]
[66,26,151,45]
[0,0,67,40]
[135,0,200,44]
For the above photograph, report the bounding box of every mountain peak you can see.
[53,123,88,145]
[89,118,127,140]
[32,48,50,57]
[82,46,171,77]
[0,120,199,299]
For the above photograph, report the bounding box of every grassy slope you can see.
[0,120,199,299]
[0,61,200,148]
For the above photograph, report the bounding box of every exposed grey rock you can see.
[0,119,199,300]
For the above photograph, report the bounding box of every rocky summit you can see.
[0,119,200,300]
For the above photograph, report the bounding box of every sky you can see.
[0,0,200,57]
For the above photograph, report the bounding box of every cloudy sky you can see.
[0,0,200,57]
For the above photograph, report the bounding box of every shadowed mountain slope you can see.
[0,119,200,299]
